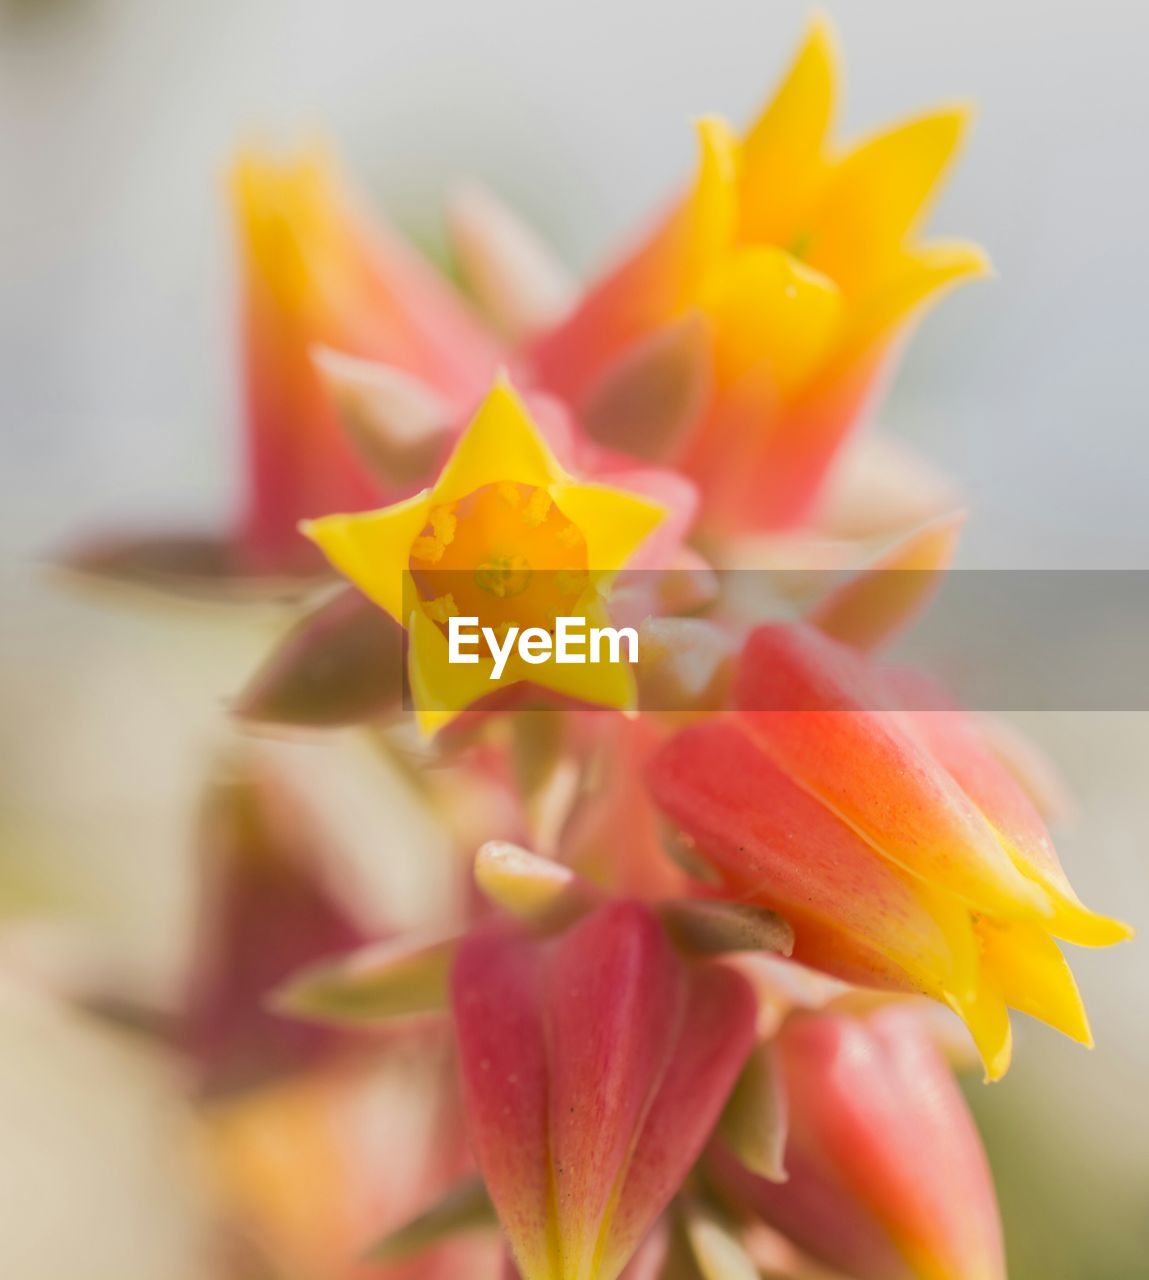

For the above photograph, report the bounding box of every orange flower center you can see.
[409,482,589,635]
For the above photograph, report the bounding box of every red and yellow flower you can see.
[649,624,1131,1079]
[303,377,668,733]
[232,146,500,572]
[531,18,987,533]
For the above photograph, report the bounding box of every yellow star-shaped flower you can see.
[530,17,991,531]
[303,376,666,733]
[675,16,990,389]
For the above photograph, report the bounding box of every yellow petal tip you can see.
[800,12,840,71]
[693,115,740,174]
[1050,901,1136,948]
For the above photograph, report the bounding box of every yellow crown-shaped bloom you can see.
[303,377,666,733]
[677,18,989,390]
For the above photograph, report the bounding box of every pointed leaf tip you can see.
[234,587,405,727]
[447,180,576,342]
[474,841,600,929]
[718,1040,790,1183]
[313,348,452,490]
[274,933,458,1026]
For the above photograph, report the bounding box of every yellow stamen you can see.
[429,506,457,546]
[424,593,459,623]
[522,489,553,527]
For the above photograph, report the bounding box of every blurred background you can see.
[1,2,1146,1277]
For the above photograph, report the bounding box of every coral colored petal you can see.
[703,345,886,532]
[453,904,754,1280]
[529,118,738,406]
[648,718,979,1002]
[231,145,500,571]
[680,245,844,523]
[894,686,1133,946]
[787,1011,1005,1280]
[733,624,1053,920]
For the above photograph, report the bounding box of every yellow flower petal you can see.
[301,490,432,621]
[515,596,640,714]
[977,919,1093,1047]
[739,15,838,246]
[433,373,567,503]
[803,107,971,297]
[678,116,741,299]
[231,145,335,316]
[1023,876,1134,949]
[945,970,1013,1083]
[833,239,990,367]
[996,831,1133,948]
[697,245,843,394]
[528,653,638,716]
[407,607,499,735]
[552,482,666,572]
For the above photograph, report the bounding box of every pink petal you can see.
[732,625,1052,921]
[649,719,974,1000]
[718,1008,1004,1280]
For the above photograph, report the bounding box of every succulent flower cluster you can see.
[68,17,1130,1280]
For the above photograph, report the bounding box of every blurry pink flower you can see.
[451,899,756,1280]
[182,752,373,1095]
[231,146,501,573]
[208,1052,499,1280]
[713,1005,1005,1280]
